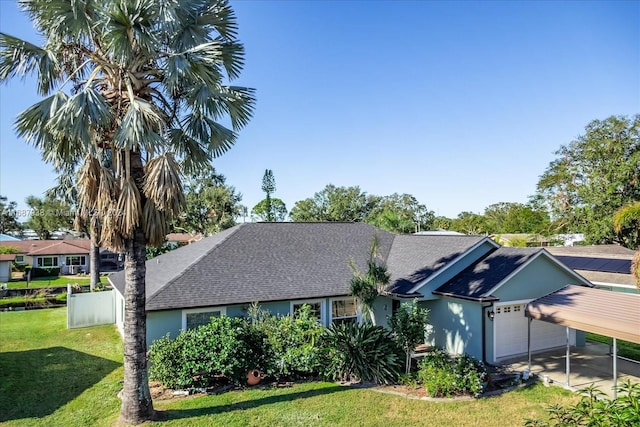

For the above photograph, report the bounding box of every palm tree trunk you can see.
[120,152,154,424]
[89,237,100,291]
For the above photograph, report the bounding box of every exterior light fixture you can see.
[487,310,495,321]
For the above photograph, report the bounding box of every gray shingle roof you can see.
[385,235,486,296]
[434,247,542,300]
[111,222,397,311]
[109,223,542,311]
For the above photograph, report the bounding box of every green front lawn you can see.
[6,276,97,289]
[0,309,580,427]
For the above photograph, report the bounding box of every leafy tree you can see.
[0,196,22,236]
[176,167,243,235]
[450,211,489,235]
[483,202,551,235]
[432,216,453,231]
[537,115,640,245]
[389,299,429,375]
[365,193,435,234]
[613,202,640,287]
[252,169,287,221]
[252,198,288,222]
[290,185,378,222]
[24,195,72,239]
[349,236,390,325]
[0,1,254,423]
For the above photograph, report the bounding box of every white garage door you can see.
[494,302,575,361]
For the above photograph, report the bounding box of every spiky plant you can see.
[349,235,390,325]
[0,0,255,423]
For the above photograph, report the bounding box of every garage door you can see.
[494,302,575,360]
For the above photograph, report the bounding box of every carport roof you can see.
[525,285,640,344]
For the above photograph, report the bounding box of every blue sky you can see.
[0,1,638,219]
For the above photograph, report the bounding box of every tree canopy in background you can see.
[252,169,287,221]
[0,195,22,236]
[176,168,243,235]
[537,115,640,247]
[24,195,71,240]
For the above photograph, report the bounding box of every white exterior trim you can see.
[329,297,361,325]
[290,299,326,325]
[181,306,227,330]
[408,237,500,294]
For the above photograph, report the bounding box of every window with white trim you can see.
[291,300,324,324]
[36,256,58,267]
[15,255,24,263]
[330,298,358,325]
[182,307,227,330]
[65,256,86,266]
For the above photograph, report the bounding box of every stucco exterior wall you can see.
[422,297,483,361]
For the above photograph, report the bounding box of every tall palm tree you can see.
[613,202,640,288]
[0,0,255,423]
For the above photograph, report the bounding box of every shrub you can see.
[417,348,486,397]
[322,322,402,384]
[251,304,325,380]
[524,381,640,426]
[148,316,266,389]
[29,267,60,278]
[388,299,429,374]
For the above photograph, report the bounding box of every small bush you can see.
[417,348,486,397]
[29,267,61,278]
[251,304,325,380]
[322,322,402,384]
[525,381,640,426]
[148,316,266,389]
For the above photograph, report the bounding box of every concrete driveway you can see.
[503,342,640,399]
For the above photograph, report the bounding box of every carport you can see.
[525,284,640,398]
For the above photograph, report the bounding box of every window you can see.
[65,256,86,266]
[291,299,324,324]
[15,255,24,263]
[36,256,58,267]
[182,307,227,330]
[330,298,359,325]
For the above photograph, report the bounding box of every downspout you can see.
[482,302,494,366]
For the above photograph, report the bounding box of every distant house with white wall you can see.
[0,239,91,274]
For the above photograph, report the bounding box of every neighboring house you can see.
[0,254,16,282]
[546,245,638,294]
[0,239,91,274]
[108,222,591,364]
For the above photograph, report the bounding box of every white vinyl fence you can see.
[67,285,115,329]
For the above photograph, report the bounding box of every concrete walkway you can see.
[504,342,640,399]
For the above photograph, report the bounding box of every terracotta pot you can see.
[247,369,261,386]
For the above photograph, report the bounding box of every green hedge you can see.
[25,267,61,278]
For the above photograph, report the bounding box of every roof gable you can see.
[384,235,489,296]
[435,248,592,301]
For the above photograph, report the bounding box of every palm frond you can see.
[18,0,94,42]
[50,86,113,144]
[142,200,169,246]
[101,211,123,252]
[0,33,61,94]
[613,202,640,233]
[77,156,101,218]
[96,165,119,216]
[116,176,142,238]
[103,0,160,66]
[113,98,165,151]
[169,128,210,174]
[143,152,185,215]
